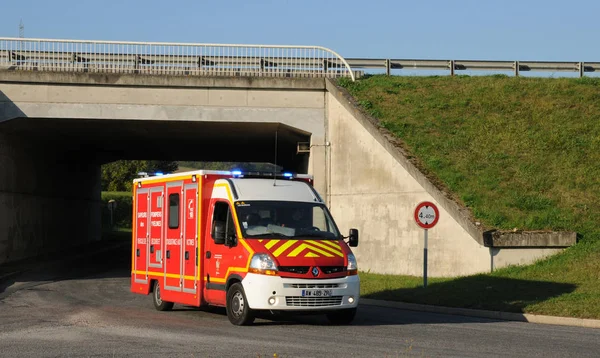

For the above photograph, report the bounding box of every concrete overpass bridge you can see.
[0,37,574,277]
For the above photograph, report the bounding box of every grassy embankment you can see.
[337,75,600,319]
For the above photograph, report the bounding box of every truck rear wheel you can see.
[226,283,255,325]
[153,280,174,311]
[326,308,357,325]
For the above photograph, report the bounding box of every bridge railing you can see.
[346,58,600,77]
[2,38,598,80]
[0,37,355,81]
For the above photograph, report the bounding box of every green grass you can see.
[101,191,132,230]
[360,239,600,317]
[339,75,600,318]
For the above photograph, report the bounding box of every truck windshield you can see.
[234,201,341,240]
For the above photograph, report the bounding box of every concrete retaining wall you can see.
[0,133,101,264]
[326,92,491,276]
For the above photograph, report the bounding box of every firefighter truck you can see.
[130,169,360,325]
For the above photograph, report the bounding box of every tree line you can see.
[102,161,280,192]
[101,160,178,192]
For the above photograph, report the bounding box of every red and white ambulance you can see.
[130,170,360,325]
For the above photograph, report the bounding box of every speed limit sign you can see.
[414,201,439,229]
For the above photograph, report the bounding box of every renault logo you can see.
[311,267,319,277]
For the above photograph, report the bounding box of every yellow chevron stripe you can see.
[303,244,335,257]
[273,240,296,257]
[321,240,342,250]
[307,240,344,257]
[304,252,319,258]
[288,243,309,257]
[288,243,334,258]
[258,239,263,243]
[265,239,280,249]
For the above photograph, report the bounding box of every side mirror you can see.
[213,222,226,245]
[348,228,359,247]
[224,232,237,248]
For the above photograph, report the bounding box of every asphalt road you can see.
[1,243,600,357]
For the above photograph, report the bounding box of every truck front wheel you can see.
[226,283,255,325]
[326,308,357,325]
[153,280,174,311]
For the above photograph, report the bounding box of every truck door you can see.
[164,182,183,292]
[204,199,237,301]
[134,188,149,284]
[183,184,198,294]
[148,187,164,269]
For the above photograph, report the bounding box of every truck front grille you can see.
[320,266,346,274]
[285,296,343,307]
[279,266,310,274]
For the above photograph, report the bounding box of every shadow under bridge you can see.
[3,118,311,172]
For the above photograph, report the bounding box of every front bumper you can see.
[241,273,360,311]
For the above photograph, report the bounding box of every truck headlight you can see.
[347,253,358,276]
[249,253,278,276]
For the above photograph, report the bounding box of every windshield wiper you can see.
[292,232,334,239]
[247,233,293,239]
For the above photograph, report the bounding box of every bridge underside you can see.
[0,73,327,265]
[0,115,311,264]
[1,117,310,170]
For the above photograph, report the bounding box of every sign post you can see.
[414,201,439,288]
[108,199,117,229]
[424,228,428,287]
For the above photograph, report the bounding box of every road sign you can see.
[414,201,439,229]
[414,201,439,288]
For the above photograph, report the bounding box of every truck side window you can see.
[168,193,179,229]
[312,206,328,231]
[212,202,236,239]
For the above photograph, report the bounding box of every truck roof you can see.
[226,178,323,203]
[133,169,230,183]
[133,170,313,184]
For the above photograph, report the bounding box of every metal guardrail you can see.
[346,59,600,77]
[0,37,355,81]
[1,38,598,79]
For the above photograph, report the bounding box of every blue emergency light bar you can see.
[228,170,296,179]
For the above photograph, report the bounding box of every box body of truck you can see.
[131,170,359,325]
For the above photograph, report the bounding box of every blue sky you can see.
[1,0,598,62]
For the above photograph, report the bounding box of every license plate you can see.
[301,289,333,297]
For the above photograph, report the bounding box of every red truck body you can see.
[131,170,359,325]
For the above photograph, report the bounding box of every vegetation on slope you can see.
[339,75,600,318]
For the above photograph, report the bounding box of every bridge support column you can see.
[0,133,101,264]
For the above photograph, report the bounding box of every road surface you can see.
[1,243,599,357]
